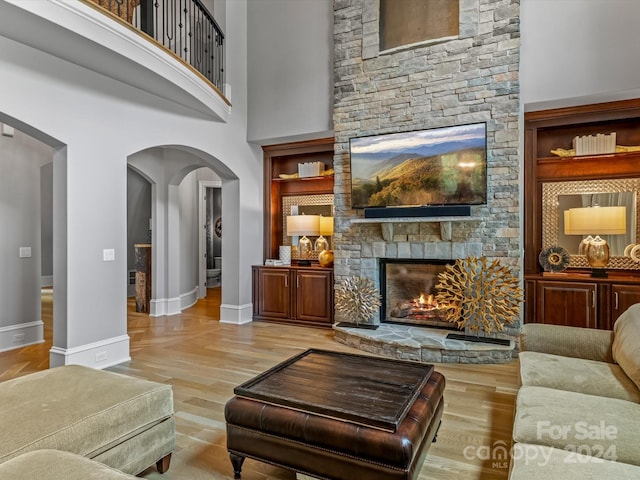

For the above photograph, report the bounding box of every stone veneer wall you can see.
[332,0,521,333]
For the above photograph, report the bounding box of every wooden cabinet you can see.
[526,275,640,330]
[253,267,291,320]
[252,265,334,327]
[262,139,334,262]
[535,280,597,329]
[294,269,334,324]
[524,99,640,329]
[611,283,640,326]
[524,98,640,276]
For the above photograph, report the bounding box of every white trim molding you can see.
[150,296,182,317]
[220,303,253,325]
[180,286,199,311]
[148,287,200,317]
[0,321,44,352]
[49,334,130,369]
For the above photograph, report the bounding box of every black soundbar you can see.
[363,205,471,218]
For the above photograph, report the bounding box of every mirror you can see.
[558,192,636,256]
[542,179,640,270]
[281,194,334,253]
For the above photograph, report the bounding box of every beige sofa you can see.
[0,365,175,478]
[0,450,140,479]
[510,304,640,479]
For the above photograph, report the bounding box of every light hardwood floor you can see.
[0,288,520,479]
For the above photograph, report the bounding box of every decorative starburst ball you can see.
[435,257,523,335]
[335,276,381,325]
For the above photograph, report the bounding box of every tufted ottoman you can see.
[0,365,175,475]
[225,349,445,480]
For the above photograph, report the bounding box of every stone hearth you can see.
[333,323,515,364]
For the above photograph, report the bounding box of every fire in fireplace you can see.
[380,259,460,330]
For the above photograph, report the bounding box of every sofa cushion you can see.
[0,365,174,464]
[509,443,640,480]
[519,351,640,403]
[612,303,640,390]
[520,324,614,363]
[513,386,640,466]
[0,450,138,480]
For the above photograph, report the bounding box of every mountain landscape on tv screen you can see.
[351,149,485,207]
[350,124,487,208]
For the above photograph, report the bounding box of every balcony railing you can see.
[91,0,225,91]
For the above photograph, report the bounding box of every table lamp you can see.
[314,216,334,252]
[286,214,320,266]
[564,205,626,277]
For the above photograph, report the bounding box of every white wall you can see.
[0,129,53,351]
[0,0,262,367]
[521,0,640,108]
[41,161,53,283]
[177,167,220,305]
[247,0,333,144]
[179,171,198,306]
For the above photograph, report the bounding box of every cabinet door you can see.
[294,270,333,325]
[255,268,291,319]
[536,281,597,328]
[611,284,640,326]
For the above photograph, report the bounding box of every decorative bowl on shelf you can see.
[318,250,334,267]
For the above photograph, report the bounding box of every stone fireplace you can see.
[380,258,459,330]
[331,0,521,328]
[330,0,521,362]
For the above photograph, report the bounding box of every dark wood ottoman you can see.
[224,349,445,480]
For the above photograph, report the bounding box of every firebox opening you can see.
[380,258,461,330]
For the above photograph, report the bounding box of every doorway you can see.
[198,179,222,297]
[205,186,222,288]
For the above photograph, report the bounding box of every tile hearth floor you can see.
[333,323,516,364]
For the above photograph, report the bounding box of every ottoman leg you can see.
[432,420,442,443]
[229,452,245,479]
[156,453,172,473]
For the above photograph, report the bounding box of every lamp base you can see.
[590,268,608,278]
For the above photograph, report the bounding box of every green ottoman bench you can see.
[0,365,175,475]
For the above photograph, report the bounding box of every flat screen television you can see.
[349,122,487,209]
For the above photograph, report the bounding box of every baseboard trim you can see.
[220,303,253,325]
[0,321,44,352]
[40,275,54,288]
[49,334,130,369]
[180,287,199,311]
[149,296,181,317]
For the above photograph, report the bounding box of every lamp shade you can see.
[564,206,627,235]
[286,215,320,236]
[319,216,334,236]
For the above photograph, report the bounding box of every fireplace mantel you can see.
[350,217,483,241]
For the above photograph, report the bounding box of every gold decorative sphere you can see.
[318,250,334,267]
